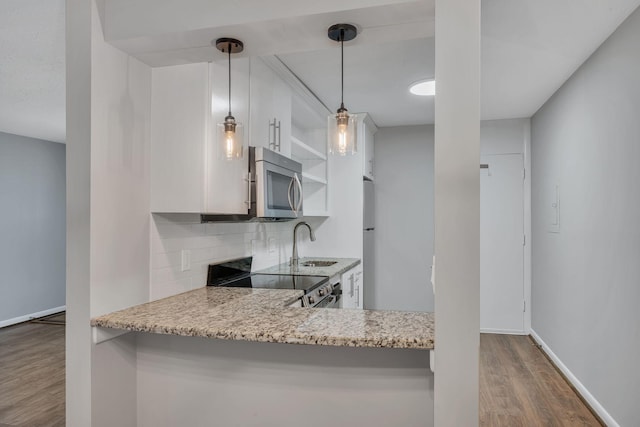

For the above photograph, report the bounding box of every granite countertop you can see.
[91,287,434,350]
[254,257,361,277]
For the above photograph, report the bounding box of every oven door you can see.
[255,160,303,219]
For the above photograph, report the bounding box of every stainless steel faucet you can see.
[291,221,316,267]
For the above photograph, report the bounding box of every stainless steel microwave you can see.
[251,146,303,219]
[200,147,303,222]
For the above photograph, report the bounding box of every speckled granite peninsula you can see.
[91,286,434,349]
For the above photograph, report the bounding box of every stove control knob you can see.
[319,289,326,296]
[308,296,315,304]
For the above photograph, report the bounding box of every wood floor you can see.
[480,333,602,426]
[0,321,601,426]
[0,320,65,427]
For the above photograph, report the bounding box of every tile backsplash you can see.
[150,214,306,301]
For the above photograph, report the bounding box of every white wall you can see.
[67,1,151,425]
[433,1,480,423]
[303,150,365,261]
[136,334,433,427]
[371,119,530,314]
[0,132,66,326]
[531,6,640,427]
[89,1,152,424]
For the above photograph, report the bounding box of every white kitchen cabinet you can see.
[151,63,208,213]
[150,60,250,214]
[358,114,378,181]
[341,264,363,309]
[249,57,292,157]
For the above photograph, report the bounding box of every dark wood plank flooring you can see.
[0,320,65,427]
[0,322,601,426]
[480,333,602,426]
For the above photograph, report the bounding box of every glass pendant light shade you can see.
[327,23,358,156]
[328,108,357,156]
[218,115,244,160]
[213,37,244,161]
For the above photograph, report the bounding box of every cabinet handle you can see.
[277,118,281,151]
[269,118,281,152]
[245,172,253,208]
[355,285,360,307]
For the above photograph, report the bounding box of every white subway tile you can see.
[151,251,181,270]
[150,277,192,301]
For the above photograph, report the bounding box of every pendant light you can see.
[327,23,358,156]
[214,37,244,160]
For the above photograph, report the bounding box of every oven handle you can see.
[314,294,337,308]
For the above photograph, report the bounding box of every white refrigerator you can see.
[363,179,375,309]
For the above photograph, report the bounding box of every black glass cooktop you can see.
[207,257,328,292]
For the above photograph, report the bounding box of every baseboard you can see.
[530,329,618,427]
[481,327,528,335]
[0,305,66,328]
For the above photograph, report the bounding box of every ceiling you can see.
[1,0,639,141]
[0,0,65,143]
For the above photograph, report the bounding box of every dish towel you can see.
[430,255,436,295]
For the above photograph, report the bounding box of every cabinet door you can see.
[341,268,359,309]
[249,57,292,156]
[151,63,209,213]
[272,76,292,157]
[354,267,364,309]
[363,120,375,180]
[207,58,251,214]
[249,57,273,150]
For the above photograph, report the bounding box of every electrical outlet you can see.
[181,249,191,271]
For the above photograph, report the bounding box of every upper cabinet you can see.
[150,63,209,213]
[249,57,292,157]
[150,56,333,216]
[359,114,378,181]
[150,59,250,214]
[264,56,331,217]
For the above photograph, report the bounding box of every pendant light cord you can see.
[227,43,232,116]
[340,29,345,109]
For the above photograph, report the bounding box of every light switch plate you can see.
[181,249,191,271]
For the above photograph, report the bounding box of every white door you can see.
[480,154,525,333]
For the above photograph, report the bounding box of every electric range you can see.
[207,257,340,308]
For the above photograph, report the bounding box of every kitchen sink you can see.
[301,260,338,267]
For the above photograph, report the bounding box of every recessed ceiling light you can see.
[409,79,436,96]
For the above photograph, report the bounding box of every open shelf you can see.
[291,136,327,161]
[302,172,327,185]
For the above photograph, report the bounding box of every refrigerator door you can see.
[363,229,375,309]
[363,179,375,230]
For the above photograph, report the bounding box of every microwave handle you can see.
[287,175,296,215]
[294,173,303,213]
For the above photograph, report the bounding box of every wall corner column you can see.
[434,0,481,425]
[66,0,93,425]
